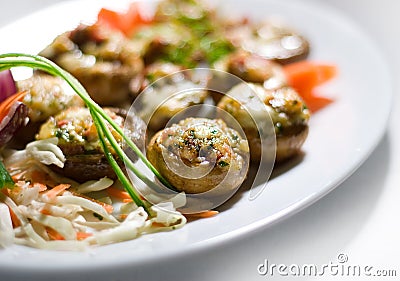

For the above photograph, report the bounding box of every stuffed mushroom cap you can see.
[137,63,209,132]
[214,51,287,88]
[39,24,144,106]
[146,118,249,194]
[217,83,310,162]
[17,73,85,123]
[8,73,86,148]
[36,107,145,182]
[211,51,287,103]
[225,20,310,64]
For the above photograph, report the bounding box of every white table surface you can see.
[0,1,399,280]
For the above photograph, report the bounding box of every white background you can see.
[0,0,399,280]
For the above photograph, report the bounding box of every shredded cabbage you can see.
[87,208,148,245]
[26,138,66,168]
[150,202,187,229]
[0,203,14,247]
[0,183,188,251]
[19,206,76,240]
[55,194,119,223]
[3,138,76,187]
[0,137,189,251]
[9,181,40,205]
[74,177,114,194]
[4,138,65,168]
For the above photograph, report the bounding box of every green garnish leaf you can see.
[0,161,14,189]
[93,212,103,221]
[201,37,234,64]
[218,161,229,167]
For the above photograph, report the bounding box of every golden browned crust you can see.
[217,84,310,163]
[146,118,249,194]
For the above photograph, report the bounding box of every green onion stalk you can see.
[0,53,174,213]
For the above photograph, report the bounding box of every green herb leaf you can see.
[218,160,229,167]
[0,161,14,189]
[93,212,103,221]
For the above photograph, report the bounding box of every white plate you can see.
[0,0,392,278]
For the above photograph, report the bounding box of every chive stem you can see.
[6,53,173,189]
[91,107,163,190]
[0,53,176,210]
[91,111,147,211]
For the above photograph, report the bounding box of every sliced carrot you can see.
[40,208,51,216]
[44,184,70,199]
[11,172,24,182]
[184,210,219,219]
[46,227,65,241]
[151,221,187,228]
[283,61,337,112]
[97,8,124,32]
[283,61,337,88]
[0,90,27,121]
[152,222,167,227]
[56,119,69,127]
[32,182,48,192]
[122,198,133,203]
[1,187,9,196]
[7,206,21,228]
[30,170,46,182]
[285,67,318,97]
[70,191,114,214]
[76,231,93,240]
[302,94,334,113]
[102,203,114,214]
[29,170,57,187]
[119,214,128,220]
[106,186,131,200]
[97,2,152,37]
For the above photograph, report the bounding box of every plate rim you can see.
[0,0,393,274]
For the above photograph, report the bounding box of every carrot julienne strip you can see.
[0,90,27,121]
[70,191,114,214]
[32,182,47,192]
[11,172,24,182]
[46,227,65,241]
[8,205,21,228]
[76,231,93,240]
[184,210,219,219]
[152,222,167,227]
[40,208,52,216]
[44,184,70,199]
[106,186,131,200]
